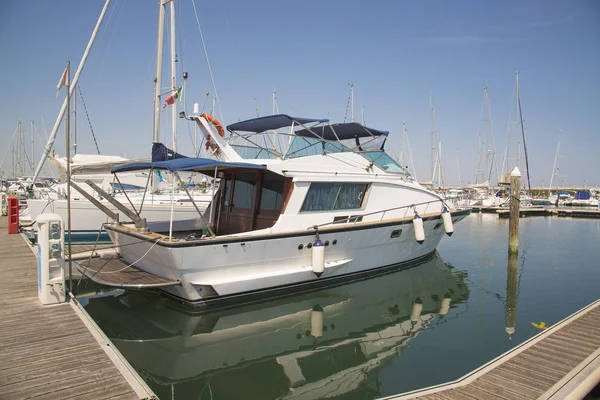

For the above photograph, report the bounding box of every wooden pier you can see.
[471,205,600,219]
[0,218,156,400]
[381,299,600,400]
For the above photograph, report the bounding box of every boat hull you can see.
[106,209,471,302]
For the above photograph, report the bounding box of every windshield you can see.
[284,137,351,159]
[361,151,410,175]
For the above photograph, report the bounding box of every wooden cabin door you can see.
[217,171,259,235]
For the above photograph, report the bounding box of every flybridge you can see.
[223,114,392,162]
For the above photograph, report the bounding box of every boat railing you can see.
[307,198,451,231]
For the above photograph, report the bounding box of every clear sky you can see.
[1,0,599,187]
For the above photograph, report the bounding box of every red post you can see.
[7,196,19,234]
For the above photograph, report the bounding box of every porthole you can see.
[298,244,304,250]
[390,229,402,238]
[324,240,330,246]
[307,243,313,249]
[332,239,338,245]
[434,222,443,230]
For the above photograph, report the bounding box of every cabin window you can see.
[231,172,257,209]
[259,172,286,211]
[301,182,369,212]
[361,151,409,174]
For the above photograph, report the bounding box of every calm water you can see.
[80,214,600,400]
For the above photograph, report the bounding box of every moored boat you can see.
[89,114,471,303]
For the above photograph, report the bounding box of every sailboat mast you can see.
[30,120,35,174]
[484,86,490,184]
[152,1,166,144]
[549,129,561,189]
[73,85,77,155]
[350,84,354,123]
[515,71,521,171]
[32,0,111,185]
[17,121,22,177]
[401,121,407,168]
[429,96,438,187]
[170,0,177,152]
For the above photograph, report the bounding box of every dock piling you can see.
[508,167,521,255]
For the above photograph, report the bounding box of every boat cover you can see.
[152,142,189,162]
[295,122,389,140]
[574,190,591,200]
[112,157,266,175]
[226,114,328,133]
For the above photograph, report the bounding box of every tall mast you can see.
[73,85,77,155]
[30,120,35,174]
[350,83,354,123]
[17,121,22,177]
[400,121,407,168]
[429,96,438,187]
[32,0,111,184]
[549,129,561,189]
[169,0,177,152]
[152,0,167,144]
[515,71,521,171]
[484,86,490,184]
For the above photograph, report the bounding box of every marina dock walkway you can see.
[0,218,155,400]
[382,299,600,400]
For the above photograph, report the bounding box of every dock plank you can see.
[382,299,600,400]
[0,218,145,400]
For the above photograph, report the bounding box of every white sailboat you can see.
[26,0,214,240]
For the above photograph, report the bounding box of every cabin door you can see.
[217,171,259,235]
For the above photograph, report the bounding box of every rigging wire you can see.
[191,0,225,125]
[77,85,101,155]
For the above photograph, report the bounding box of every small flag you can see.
[162,87,182,110]
[57,66,69,90]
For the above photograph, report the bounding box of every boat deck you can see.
[76,258,181,289]
[0,218,155,400]
[382,299,600,399]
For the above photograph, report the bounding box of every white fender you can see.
[413,214,425,244]
[442,208,454,236]
[312,239,325,277]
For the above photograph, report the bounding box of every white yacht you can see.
[88,114,471,303]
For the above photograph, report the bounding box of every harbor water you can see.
[79,214,600,399]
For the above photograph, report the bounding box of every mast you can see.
[30,120,35,174]
[17,121,22,177]
[73,85,77,155]
[350,84,355,123]
[152,0,166,144]
[32,0,111,184]
[429,96,439,188]
[169,0,177,152]
[549,129,561,189]
[515,71,521,171]
[400,121,407,168]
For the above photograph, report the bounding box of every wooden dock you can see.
[471,205,600,219]
[0,218,156,400]
[381,299,600,400]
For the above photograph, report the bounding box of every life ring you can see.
[200,114,225,151]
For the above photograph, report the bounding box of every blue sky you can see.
[1,0,599,187]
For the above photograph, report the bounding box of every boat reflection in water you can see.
[84,253,470,400]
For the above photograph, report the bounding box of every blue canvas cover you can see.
[112,157,266,176]
[226,114,328,133]
[295,123,389,141]
[574,190,591,200]
[152,142,189,162]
